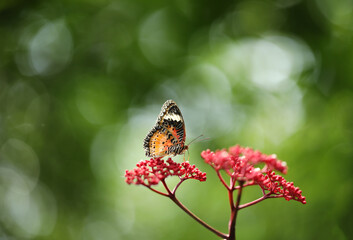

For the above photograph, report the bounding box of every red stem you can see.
[267,194,284,199]
[238,193,283,209]
[151,176,285,240]
[227,175,236,212]
[160,179,227,239]
[216,170,230,190]
[172,178,185,194]
[228,181,244,240]
[147,187,169,197]
[238,194,268,209]
[228,188,235,210]
[161,179,173,195]
[169,194,227,239]
[234,181,256,189]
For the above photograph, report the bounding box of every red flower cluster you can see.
[201,145,306,204]
[229,145,287,174]
[255,171,306,204]
[125,158,206,187]
[201,145,287,174]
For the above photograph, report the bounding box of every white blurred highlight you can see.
[0,139,57,238]
[29,19,72,75]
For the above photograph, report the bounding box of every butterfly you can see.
[143,100,188,157]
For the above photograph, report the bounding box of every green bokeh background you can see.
[0,0,352,239]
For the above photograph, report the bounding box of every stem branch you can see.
[159,179,227,239]
[169,194,227,239]
[238,195,268,209]
[228,181,244,240]
[172,178,185,194]
[216,170,230,190]
[146,186,169,197]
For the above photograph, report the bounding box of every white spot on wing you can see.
[164,113,182,121]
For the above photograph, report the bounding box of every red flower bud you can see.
[125,158,206,187]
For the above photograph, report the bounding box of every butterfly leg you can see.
[183,149,189,162]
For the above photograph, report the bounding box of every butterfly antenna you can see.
[187,134,211,146]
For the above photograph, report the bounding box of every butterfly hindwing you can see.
[143,100,187,157]
[144,125,178,157]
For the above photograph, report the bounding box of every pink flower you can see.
[201,149,235,170]
[125,158,206,187]
[201,145,306,204]
[229,145,287,174]
[201,145,288,178]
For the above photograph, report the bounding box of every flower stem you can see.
[238,191,285,209]
[228,188,235,210]
[216,170,230,190]
[172,178,185,194]
[169,194,227,239]
[228,181,244,240]
[234,181,256,189]
[160,179,227,239]
[146,186,169,197]
[161,179,173,195]
[238,195,268,209]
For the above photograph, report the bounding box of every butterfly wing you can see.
[143,100,187,157]
[143,125,177,157]
[157,100,186,144]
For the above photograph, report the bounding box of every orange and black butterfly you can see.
[143,100,188,157]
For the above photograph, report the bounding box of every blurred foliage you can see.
[0,0,353,239]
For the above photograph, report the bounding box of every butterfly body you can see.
[144,100,188,157]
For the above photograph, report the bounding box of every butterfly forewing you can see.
[159,101,185,143]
